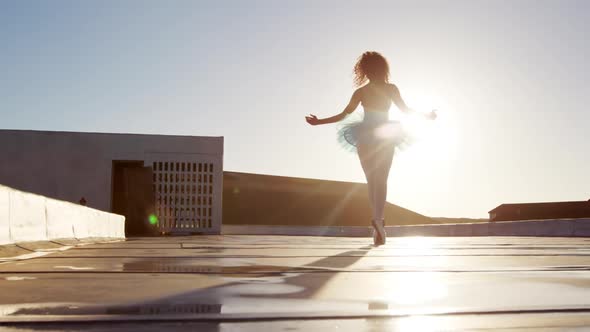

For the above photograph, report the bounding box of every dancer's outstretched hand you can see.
[305,114,320,125]
[428,109,438,120]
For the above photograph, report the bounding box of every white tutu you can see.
[337,111,413,152]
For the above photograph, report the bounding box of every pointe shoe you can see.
[372,227,379,246]
[372,219,386,246]
[371,219,385,246]
[380,219,387,245]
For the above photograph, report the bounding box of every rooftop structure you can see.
[489,199,590,222]
[0,129,224,235]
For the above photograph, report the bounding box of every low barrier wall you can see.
[0,184,125,245]
[223,218,590,237]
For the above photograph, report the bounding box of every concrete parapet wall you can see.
[223,218,590,237]
[0,184,125,245]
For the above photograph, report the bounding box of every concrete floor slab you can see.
[1,235,590,330]
[2,255,590,273]
[40,246,590,258]
[4,312,590,332]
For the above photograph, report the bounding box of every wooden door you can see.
[123,167,156,236]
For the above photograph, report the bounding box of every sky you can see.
[1,0,589,218]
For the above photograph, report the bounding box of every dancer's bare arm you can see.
[390,84,436,119]
[390,84,413,113]
[306,90,361,126]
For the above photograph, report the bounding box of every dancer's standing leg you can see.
[373,142,395,222]
[357,143,377,218]
[358,143,389,245]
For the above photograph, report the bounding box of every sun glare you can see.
[386,237,449,305]
[391,91,457,163]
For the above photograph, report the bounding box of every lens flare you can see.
[374,121,406,142]
[148,214,158,225]
[401,112,434,140]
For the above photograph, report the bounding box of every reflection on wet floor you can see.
[118,248,373,276]
[10,303,222,316]
[53,265,95,270]
[107,303,222,315]
[3,276,36,281]
[123,259,306,277]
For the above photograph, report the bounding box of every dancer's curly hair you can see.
[353,51,390,87]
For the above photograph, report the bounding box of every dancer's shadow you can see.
[117,244,375,306]
[260,245,375,299]
[141,244,375,301]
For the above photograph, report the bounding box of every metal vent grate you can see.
[152,161,215,232]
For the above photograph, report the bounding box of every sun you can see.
[391,90,456,161]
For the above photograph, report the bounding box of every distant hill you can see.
[223,172,436,226]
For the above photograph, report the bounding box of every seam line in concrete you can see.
[28,254,590,259]
[1,268,588,274]
[2,307,590,325]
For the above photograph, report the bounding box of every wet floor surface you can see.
[1,235,590,331]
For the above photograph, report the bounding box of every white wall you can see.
[0,184,125,245]
[8,189,47,242]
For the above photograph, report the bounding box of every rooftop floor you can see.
[1,235,590,331]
